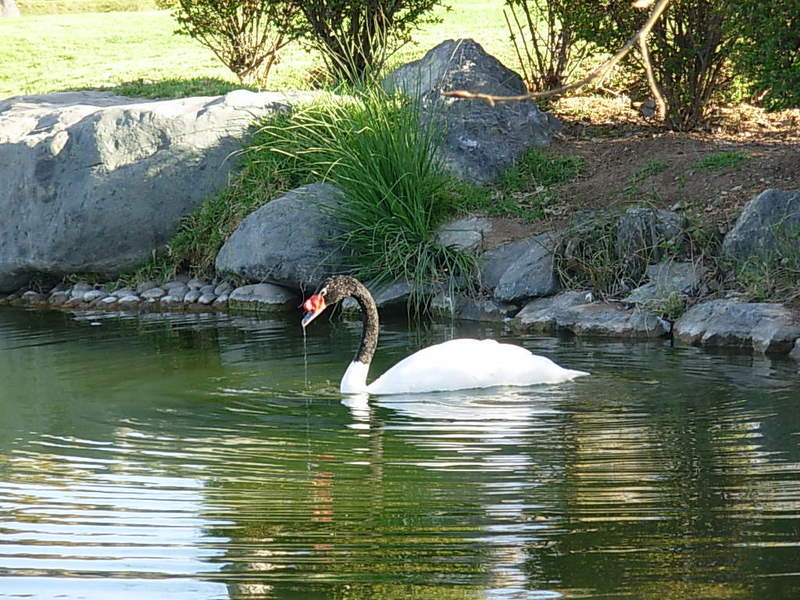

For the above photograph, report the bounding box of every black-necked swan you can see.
[301,276,589,395]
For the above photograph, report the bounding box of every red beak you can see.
[301,294,326,328]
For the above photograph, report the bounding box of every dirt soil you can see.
[484,96,800,248]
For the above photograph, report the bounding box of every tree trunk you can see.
[0,0,21,18]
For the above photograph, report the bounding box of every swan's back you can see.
[366,338,588,395]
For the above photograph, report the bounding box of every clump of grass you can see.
[457,148,582,222]
[643,291,688,321]
[734,224,800,303]
[694,151,749,171]
[499,148,584,191]
[553,210,635,297]
[629,159,669,184]
[248,89,477,305]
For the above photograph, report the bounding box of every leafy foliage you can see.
[503,0,591,94]
[732,0,800,110]
[170,0,302,84]
[562,0,742,130]
[294,0,444,85]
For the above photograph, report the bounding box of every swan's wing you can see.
[366,339,586,395]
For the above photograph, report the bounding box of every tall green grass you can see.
[253,89,477,301]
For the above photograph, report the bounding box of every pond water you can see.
[0,307,799,600]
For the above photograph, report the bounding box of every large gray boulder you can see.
[673,298,800,353]
[480,233,560,302]
[383,39,560,183]
[516,298,668,338]
[512,291,588,330]
[0,89,316,292]
[215,183,348,292]
[616,207,686,272]
[722,189,800,262]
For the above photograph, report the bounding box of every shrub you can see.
[564,0,742,130]
[503,0,591,94]
[732,0,800,110]
[170,0,302,84]
[295,0,444,85]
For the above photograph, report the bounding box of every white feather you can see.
[349,338,588,395]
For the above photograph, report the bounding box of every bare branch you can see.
[442,0,671,104]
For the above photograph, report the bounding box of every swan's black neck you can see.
[339,277,379,366]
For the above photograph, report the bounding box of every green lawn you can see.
[0,1,515,99]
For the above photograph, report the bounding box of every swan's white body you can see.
[341,338,588,395]
[302,276,589,397]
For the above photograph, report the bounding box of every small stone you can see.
[117,294,141,309]
[64,296,86,308]
[135,280,160,294]
[198,293,216,305]
[99,296,118,307]
[214,281,233,296]
[111,287,135,298]
[141,287,166,300]
[228,283,297,312]
[199,284,216,296]
[48,291,70,306]
[790,339,800,360]
[89,294,112,307]
[184,289,202,304]
[160,295,184,310]
[187,278,209,290]
[435,216,493,252]
[164,282,188,298]
[83,290,106,303]
[21,290,46,305]
[213,293,229,308]
[673,299,800,353]
[513,291,592,332]
[71,282,93,293]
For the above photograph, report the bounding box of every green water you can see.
[0,307,798,600]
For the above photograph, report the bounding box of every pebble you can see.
[64,296,85,308]
[214,281,233,296]
[160,295,184,310]
[141,287,166,300]
[48,291,70,306]
[184,289,202,304]
[136,280,160,294]
[198,293,216,305]
[213,293,229,308]
[111,287,135,298]
[21,290,46,304]
[187,278,209,290]
[165,283,188,297]
[117,295,141,309]
[83,290,105,303]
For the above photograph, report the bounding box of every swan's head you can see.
[301,276,355,328]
